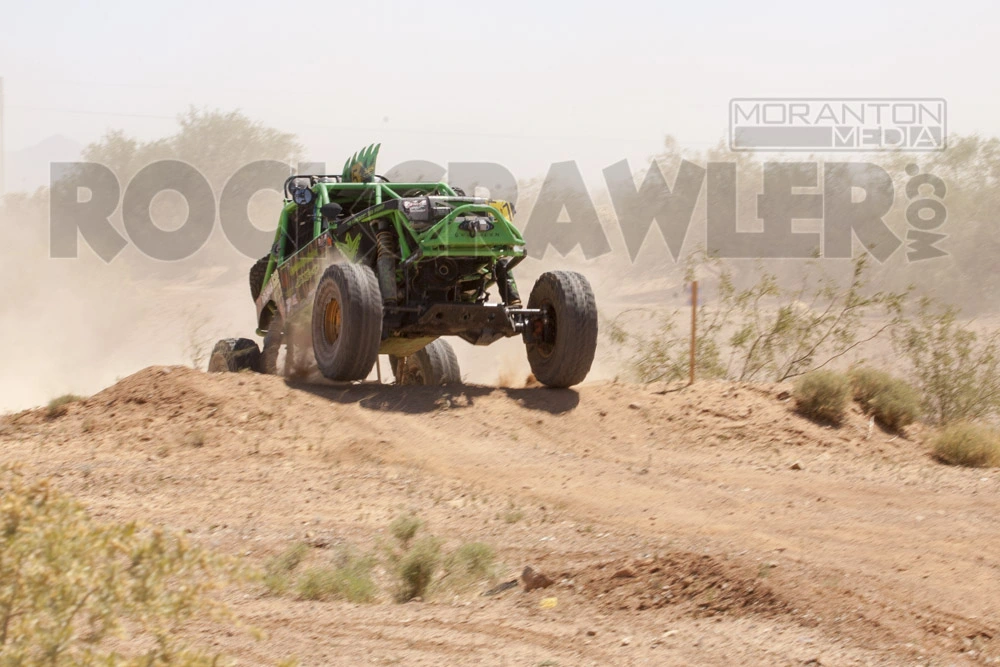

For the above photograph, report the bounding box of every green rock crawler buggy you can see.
[209,145,597,387]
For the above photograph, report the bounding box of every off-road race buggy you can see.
[209,144,598,387]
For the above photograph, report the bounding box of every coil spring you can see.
[376,229,398,260]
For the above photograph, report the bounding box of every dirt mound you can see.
[571,552,788,618]
[2,367,999,665]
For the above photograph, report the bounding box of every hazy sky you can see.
[2,0,997,180]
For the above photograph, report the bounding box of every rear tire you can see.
[311,263,383,381]
[525,271,598,388]
[390,339,461,385]
[208,338,260,373]
[249,256,270,302]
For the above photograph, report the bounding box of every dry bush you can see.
[848,367,921,432]
[393,536,442,602]
[608,309,726,384]
[610,255,907,384]
[931,422,1000,468]
[382,514,442,602]
[263,543,310,595]
[45,393,84,419]
[849,366,894,410]
[441,542,497,589]
[389,513,422,547]
[296,548,376,604]
[894,298,1000,424]
[501,507,524,524]
[793,371,852,425]
[0,466,237,664]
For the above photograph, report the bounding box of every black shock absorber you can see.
[495,258,522,307]
[375,221,398,307]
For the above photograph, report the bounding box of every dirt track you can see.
[3,366,999,665]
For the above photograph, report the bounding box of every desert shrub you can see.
[849,366,893,410]
[894,298,1000,424]
[793,371,851,425]
[869,383,922,432]
[610,254,907,384]
[444,542,496,581]
[393,536,442,602]
[296,549,376,603]
[0,466,235,664]
[848,367,921,431]
[295,567,333,601]
[45,393,84,419]
[263,543,310,594]
[502,507,524,524]
[389,512,422,547]
[931,422,1000,468]
[384,517,496,601]
[608,309,726,384]
[329,551,378,603]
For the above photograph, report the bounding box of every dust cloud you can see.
[4,114,998,412]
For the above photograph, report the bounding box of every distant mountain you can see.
[5,135,83,193]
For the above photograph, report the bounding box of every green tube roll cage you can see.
[260,180,526,290]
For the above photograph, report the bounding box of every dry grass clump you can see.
[931,422,1000,468]
[794,371,851,425]
[849,367,921,432]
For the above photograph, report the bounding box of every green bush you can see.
[0,466,235,664]
[296,567,337,601]
[444,542,496,581]
[389,512,422,547]
[868,383,922,432]
[794,371,851,425]
[931,422,1000,468]
[268,544,376,603]
[295,548,376,603]
[394,536,441,602]
[848,367,921,431]
[263,543,310,595]
[849,367,893,410]
[332,558,378,604]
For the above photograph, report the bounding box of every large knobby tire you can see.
[390,339,461,385]
[526,271,598,388]
[208,338,260,373]
[311,263,383,381]
[249,256,270,301]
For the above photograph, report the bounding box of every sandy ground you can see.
[2,366,999,665]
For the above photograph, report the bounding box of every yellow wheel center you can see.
[323,299,342,344]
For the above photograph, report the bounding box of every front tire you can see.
[390,339,461,385]
[311,263,383,381]
[525,271,598,388]
[208,338,260,373]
